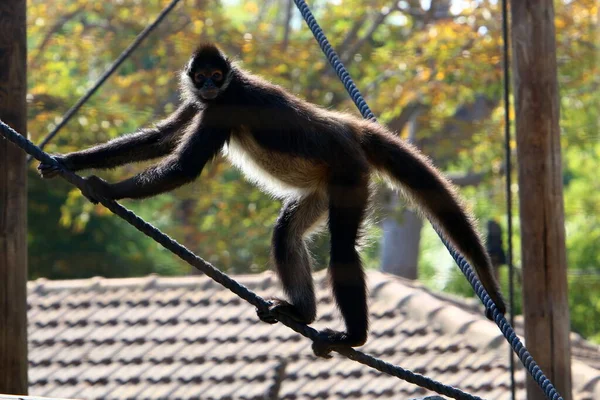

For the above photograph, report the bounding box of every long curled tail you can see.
[361,123,506,316]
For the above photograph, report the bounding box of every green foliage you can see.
[28,171,184,279]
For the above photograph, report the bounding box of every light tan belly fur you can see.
[222,130,327,199]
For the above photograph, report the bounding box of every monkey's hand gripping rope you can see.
[1,119,492,400]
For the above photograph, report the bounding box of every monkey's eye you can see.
[212,71,223,81]
[193,72,206,83]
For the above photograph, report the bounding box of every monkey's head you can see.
[182,43,232,103]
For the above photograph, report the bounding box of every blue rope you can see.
[292,1,563,399]
[292,0,375,122]
[0,119,481,400]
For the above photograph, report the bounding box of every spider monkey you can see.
[38,43,506,357]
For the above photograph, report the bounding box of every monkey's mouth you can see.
[200,89,219,100]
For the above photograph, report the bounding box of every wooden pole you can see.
[509,2,572,400]
[0,0,28,395]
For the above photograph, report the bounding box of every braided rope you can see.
[440,235,562,400]
[1,119,481,400]
[292,1,563,399]
[292,0,375,122]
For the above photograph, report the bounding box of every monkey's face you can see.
[191,67,224,100]
[184,44,232,102]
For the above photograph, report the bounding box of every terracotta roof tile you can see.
[139,362,182,384]
[29,343,65,367]
[112,362,151,384]
[79,363,121,384]
[135,382,180,399]
[113,322,156,344]
[29,363,61,386]
[27,271,600,399]
[51,363,88,385]
[169,382,210,399]
[175,341,220,364]
[73,382,115,399]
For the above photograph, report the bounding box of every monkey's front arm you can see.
[38,103,197,179]
[80,123,229,204]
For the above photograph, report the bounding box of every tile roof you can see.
[27,271,600,400]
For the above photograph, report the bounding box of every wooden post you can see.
[509,2,572,400]
[0,0,28,395]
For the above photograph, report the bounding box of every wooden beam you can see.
[0,0,28,395]
[509,1,572,399]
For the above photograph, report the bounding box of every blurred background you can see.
[26,0,600,344]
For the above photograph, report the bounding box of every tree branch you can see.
[386,101,429,134]
[281,0,293,51]
[337,13,370,55]
[340,4,400,64]
[446,171,486,187]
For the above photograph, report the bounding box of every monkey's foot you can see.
[311,329,367,359]
[82,175,115,205]
[485,308,493,321]
[256,298,311,325]
[485,296,507,321]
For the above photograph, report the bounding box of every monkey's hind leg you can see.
[257,193,328,325]
[312,170,370,358]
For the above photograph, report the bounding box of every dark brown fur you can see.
[38,43,506,357]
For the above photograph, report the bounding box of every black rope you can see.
[27,0,182,163]
[292,1,563,399]
[501,0,517,398]
[0,119,482,400]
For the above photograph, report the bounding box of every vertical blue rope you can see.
[292,1,563,399]
[292,0,375,122]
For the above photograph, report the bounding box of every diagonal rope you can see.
[27,0,182,163]
[1,119,481,400]
[292,1,563,399]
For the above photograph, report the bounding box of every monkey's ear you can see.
[226,56,241,67]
